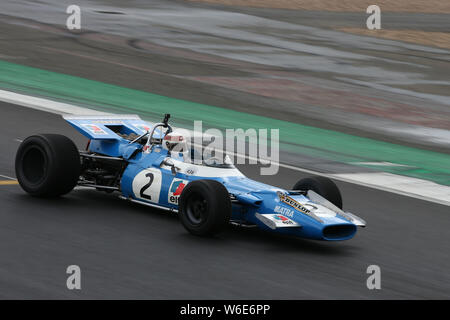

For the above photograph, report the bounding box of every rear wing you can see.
[63,114,157,140]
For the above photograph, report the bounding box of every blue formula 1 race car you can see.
[15,114,365,241]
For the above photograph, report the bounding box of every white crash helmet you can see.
[163,130,188,152]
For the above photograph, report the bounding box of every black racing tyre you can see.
[292,176,343,209]
[178,179,231,236]
[15,134,81,197]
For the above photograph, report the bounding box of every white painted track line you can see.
[1,89,449,206]
[0,89,107,116]
[0,174,17,180]
[333,172,450,207]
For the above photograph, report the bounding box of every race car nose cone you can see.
[322,224,357,241]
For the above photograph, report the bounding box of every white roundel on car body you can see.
[132,168,162,203]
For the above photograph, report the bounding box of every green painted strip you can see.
[0,60,449,185]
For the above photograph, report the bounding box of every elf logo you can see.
[273,214,294,225]
[168,179,188,204]
[273,215,288,221]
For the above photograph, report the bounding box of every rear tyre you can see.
[15,134,81,197]
[178,179,231,236]
[292,176,343,209]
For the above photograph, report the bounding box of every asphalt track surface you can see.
[1,101,449,299]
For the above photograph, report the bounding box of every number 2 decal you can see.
[132,168,162,203]
[139,173,154,200]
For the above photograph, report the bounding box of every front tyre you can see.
[293,176,343,209]
[178,179,231,236]
[15,134,81,197]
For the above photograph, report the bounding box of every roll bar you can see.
[129,114,172,151]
